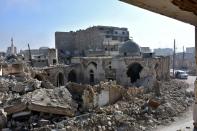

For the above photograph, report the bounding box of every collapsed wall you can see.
[66,81,144,111]
[4,87,78,117]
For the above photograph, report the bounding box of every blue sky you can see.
[0,0,195,52]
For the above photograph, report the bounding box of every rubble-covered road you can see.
[155,76,196,131]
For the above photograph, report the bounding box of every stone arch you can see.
[127,63,143,83]
[56,72,64,87]
[89,69,95,84]
[88,61,97,69]
[68,70,77,82]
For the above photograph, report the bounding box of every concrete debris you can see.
[4,87,78,117]
[41,80,55,89]
[0,62,194,130]
[53,80,193,131]
[67,81,124,110]
[0,79,9,92]
[68,80,153,111]
[28,87,78,116]
[11,82,25,93]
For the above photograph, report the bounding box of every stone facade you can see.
[71,56,170,86]
[40,56,170,87]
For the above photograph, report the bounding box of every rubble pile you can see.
[53,80,193,131]
[0,71,194,131]
[0,76,78,130]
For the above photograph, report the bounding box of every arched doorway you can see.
[127,63,143,83]
[68,70,77,82]
[57,73,64,87]
[89,69,94,84]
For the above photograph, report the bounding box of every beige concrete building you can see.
[55,26,129,63]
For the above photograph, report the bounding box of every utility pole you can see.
[182,46,185,69]
[173,39,176,77]
[28,44,33,67]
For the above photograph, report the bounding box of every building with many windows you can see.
[55,26,130,63]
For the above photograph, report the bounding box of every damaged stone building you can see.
[38,39,170,88]
[54,25,169,87]
[0,0,196,130]
[20,47,58,67]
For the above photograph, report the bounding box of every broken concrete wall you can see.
[2,63,24,76]
[38,66,66,87]
[82,82,123,110]
[41,64,83,87]
[82,87,95,110]
[109,84,124,104]
[97,90,109,107]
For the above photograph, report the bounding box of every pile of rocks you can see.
[53,80,193,131]
[0,77,194,131]
[0,77,78,130]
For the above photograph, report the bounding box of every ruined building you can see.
[41,40,170,87]
[55,26,129,63]
[20,47,58,67]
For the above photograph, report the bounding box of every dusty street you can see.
[155,76,196,131]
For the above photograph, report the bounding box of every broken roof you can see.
[120,0,197,26]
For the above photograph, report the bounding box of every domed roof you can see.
[119,40,141,56]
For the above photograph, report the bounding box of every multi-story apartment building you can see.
[55,26,130,62]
